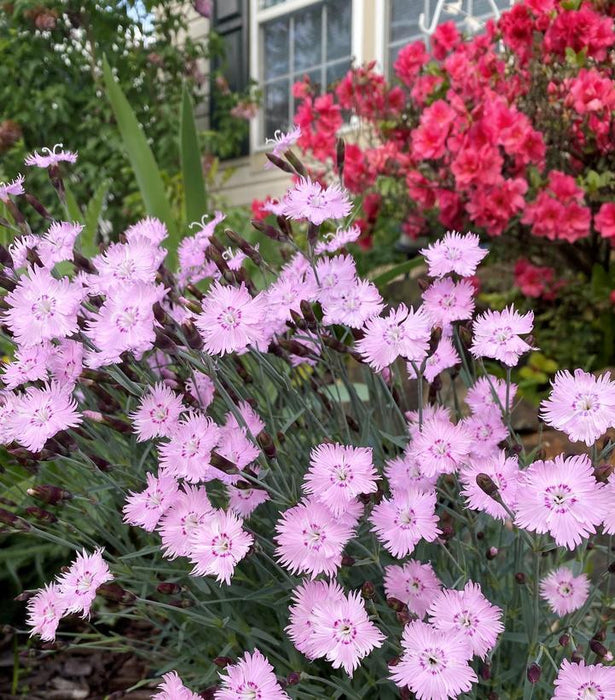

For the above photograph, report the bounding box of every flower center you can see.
[333,618,357,644]
[545,483,576,513]
[32,295,56,320]
[219,306,241,330]
[395,508,416,529]
[572,392,599,415]
[212,533,232,557]
[116,307,139,332]
[30,406,51,427]
[493,326,513,344]
[76,572,93,594]
[557,582,573,598]
[237,681,261,699]
[578,684,603,700]
[430,438,451,458]
[419,647,446,675]
[384,325,403,345]
[303,524,326,549]
[149,404,169,424]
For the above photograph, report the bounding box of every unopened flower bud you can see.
[154,328,178,353]
[476,473,499,499]
[387,656,400,667]
[571,648,584,664]
[341,555,355,567]
[27,484,72,505]
[285,672,300,686]
[486,546,498,560]
[361,581,376,599]
[25,506,57,523]
[299,300,318,329]
[590,639,608,658]
[257,431,276,459]
[515,572,526,585]
[386,597,406,612]
[527,663,541,684]
[213,656,233,668]
[608,561,615,574]
[98,583,136,604]
[593,628,607,642]
[250,219,287,242]
[559,634,570,647]
[181,320,203,350]
[265,153,295,174]
[396,610,412,625]
[156,582,182,595]
[480,662,491,681]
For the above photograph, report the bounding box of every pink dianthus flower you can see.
[540,566,590,617]
[421,231,487,278]
[158,485,214,559]
[215,649,289,699]
[130,383,184,442]
[412,415,472,477]
[553,660,615,699]
[123,472,180,532]
[384,560,441,618]
[470,306,534,367]
[460,451,520,521]
[282,177,351,225]
[26,583,66,641]
[152,671,201,700]
[25,144,78,168]
[0,174,24,202]
[422,277,475,328]
[158,413,221,483]
[38,221,83,267]
[56,548,113,617]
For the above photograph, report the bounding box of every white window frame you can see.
[249,0,363,153]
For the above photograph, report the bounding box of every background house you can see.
[187,0,513,206]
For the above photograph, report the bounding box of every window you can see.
[386,0,512,74]
[251,0,355,146]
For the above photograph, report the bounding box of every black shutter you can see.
[211,0,250,157]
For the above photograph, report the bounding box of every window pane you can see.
[390,0,423,43]
[263,18,289,79]
[294,5,322,72]
[264,79,290,136]
[326,0,351,61]
[326,59,350,88]
[259,0,288,8]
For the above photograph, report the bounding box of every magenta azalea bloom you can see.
[25,143,78,168]
[390,620,477,699]
[541,368,615,446]
[196,282,266,356]
[26,583,66,641]
[286,579,344,659]
[3,267,83,346]
[421,231,487,278]
[470,306,534,367]
[303,443,378,516]
[282,177,352,225]
[370,487,440,558]
[0,174,24,202]
[466,375,515,416]
[130,383,184,442]
[158,485,214,559]
[56,549,113,617]
[540,566,590,616]
[158,413,221,483]
[215,649,289,699]
[428,581,504,660]
[515,454,607,549]
[384,560,442,618]
[321,278,384,328]
[123,472,180,532]
[152,671,201,700]
[408,335,460,384]
[5,382,81,452]
[412,415,472,477]
[315,224,361,254]
[275,497,354,578]
[188,509,253,585]
[460,451,521,521]
[553,660,615,699]
[38,221,83,268]
[310,590,385,676]
[422,277,475,328]
[356,304,431,371]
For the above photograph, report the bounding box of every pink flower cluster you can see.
[26,549,112,641]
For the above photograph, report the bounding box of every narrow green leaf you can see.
[64,183,84,224]
[180,84,208,225]
[370,256,425,291]
[81,179,110,258]
[102,55,178,266]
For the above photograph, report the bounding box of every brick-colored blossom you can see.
[553,660,615,699]
[215,649,289,699]
[3,267,83,346]
[540,369,615,446]
[56,549,113,617]
[26,583,66,641]
[470,306,534,367]
[384,560,441,618]
[515,455,607,550]
[196,282,266,356]
[282,177,351,225]
[421,231,487,278]
[123,472,180,532]
[310,590,385,676]
[275,497,354,578]
[188,509,253,584]
[304,443,378,516]
[540,566,590,617]
[390,620,477,699]
[370,487,440,558]
[428,582,504,659]
[356,304,431,371]
[130,383,184,442]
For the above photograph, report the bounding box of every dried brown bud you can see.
[341,555,355,567]
[514,572,526,585]
[285,672,300,686]
[559,634,570,647]
[476,473,500,499]
[361,581,376,599]
[156,582,182,595]
[590,639,608,658]
[27,485,72,505]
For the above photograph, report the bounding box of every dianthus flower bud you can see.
[0,508,28,530]
[213,656,233,668]
[27,484,73,505]
[24,193,52,220]
[250,219,287,242]
[341,555,355,567]
[285,672,300,687]
[559,634,570,647]
[571,649,584,664]
[609,561,615,574]
[593,464,613,483]
[336,138,345,179]
[156,582,182,595]
[73,251,97,274]
[210,451,239,476]
[98,583,136,604]
[14,590,36,602]
[299,300,318,329]
[0,244,13,268]
[476,473,500,499]
[486,546,498,560]
[284,150,307,178]
[181,320,203,350]
[480,662,491,681]
[256,431,276,459]
[25,506,57,523]
[361,581,376,599]
[154,328,178,353]
[386,597,406,612]
[590,639,608,658]
[527,663,541,684]
[593,628,607,642]
[515,572,526,585]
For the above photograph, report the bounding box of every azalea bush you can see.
[262,0,615,370]
[1,143,615,700]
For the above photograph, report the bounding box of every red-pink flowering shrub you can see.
[2,142,615,698]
